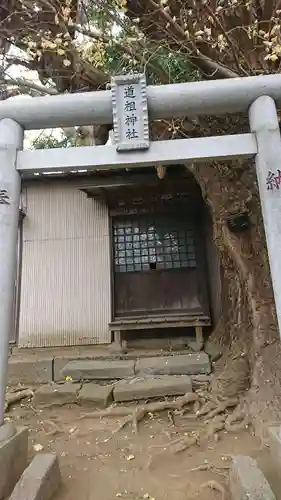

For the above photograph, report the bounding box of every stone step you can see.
[34,383,80,408]
[62,359,135,380]
[113,375,192,402]
[34,382,114,409]
[9,348,195,385]
[135,353,210,376]
[61,353,210,381]
[34,376,193,408]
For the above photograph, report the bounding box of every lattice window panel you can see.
[113,214,197,273]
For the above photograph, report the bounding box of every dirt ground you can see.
[5,396,281,500]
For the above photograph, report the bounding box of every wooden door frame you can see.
[110,205,210,321]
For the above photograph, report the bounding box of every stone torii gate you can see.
[1,73,281,425]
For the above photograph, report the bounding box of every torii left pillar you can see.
[0,119,23,425]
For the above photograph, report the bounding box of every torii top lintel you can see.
[0,74,281,131]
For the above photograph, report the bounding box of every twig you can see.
[186,463,230,474]
[1,75,58,95]
[197,400,216,417]
[132,406,147,434]
[77,406,136,420]
[205,414,227,439]
[171,434,199,453]
[204,4,249,76]
[162,429,173,440]
[113,417,132,434]
[199,480,226,500]
[168,410,175,426]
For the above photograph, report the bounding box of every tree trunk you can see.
[188,158,281,433]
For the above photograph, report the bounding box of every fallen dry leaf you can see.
[33,443,44,452]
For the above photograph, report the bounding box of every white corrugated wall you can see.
[18,181,112,347]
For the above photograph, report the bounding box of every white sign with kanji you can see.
[111,74,150,152]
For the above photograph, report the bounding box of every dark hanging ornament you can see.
[227,211,251,233]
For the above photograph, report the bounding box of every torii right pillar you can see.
[249,95,281,336]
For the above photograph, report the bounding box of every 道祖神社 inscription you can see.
[111,74,149,152]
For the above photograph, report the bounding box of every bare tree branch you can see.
[204,4,249,76]
[4,56,36,72]
[0,76,58,95]
[262,0,275,23]
[147,0,238,79]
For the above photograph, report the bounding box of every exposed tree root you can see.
[145,402,243,468]
[145,394,251,466]
[5,388,34,411]
[186,463,230,476]
[168,404,250,456]
[77,389,250,464]
[205,414,227,439]
[199,480,226,499]
[77,406,137,420]
[77,393,199,433]
[169,414,226,454]
[203,397,239,422]
[170,434,199,454]
[7,386,30,393]
[193,399,201,413]
[196,400,215,417]
[225,408,248,432]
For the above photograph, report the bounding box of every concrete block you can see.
[268,426,281,468]
[229,455,275,500]
[0,426,28,499]
[8,359,53,385]
[135,353,211,377]
[0,422,16,443]
[9,454,61,500]
[114,375,192,402]
[62,359,135,380]
[34,383,80,408]
[53,358,73,382]
[78,383,113,408]
[54,357,91,382]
